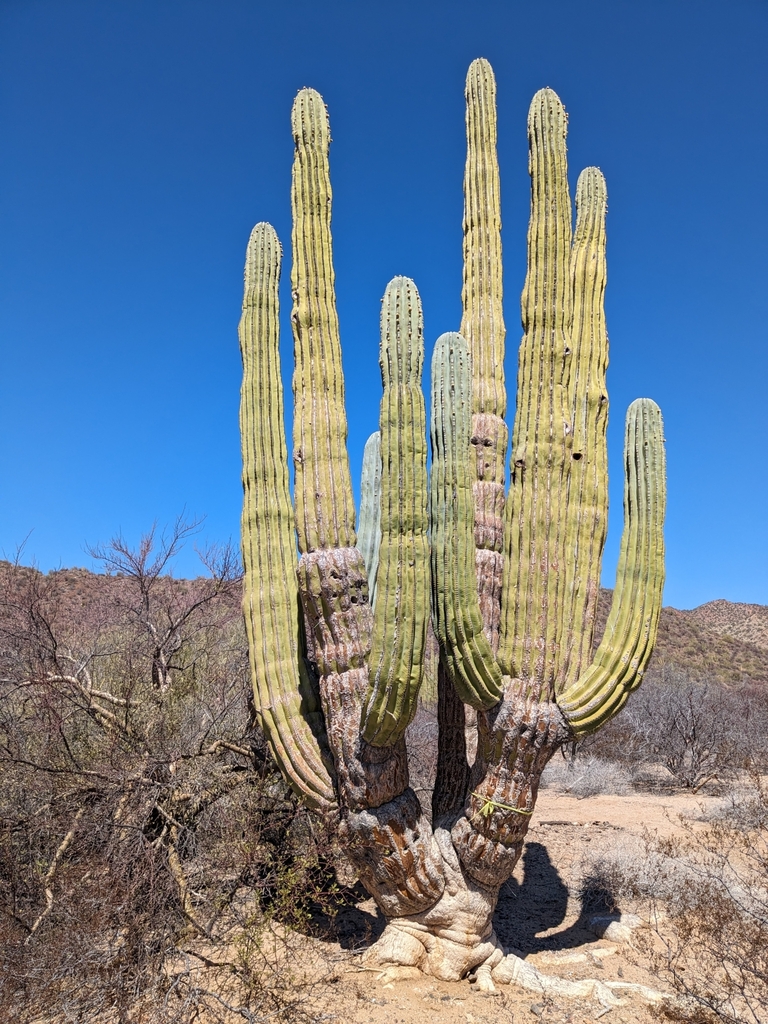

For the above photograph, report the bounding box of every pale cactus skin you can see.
[239,60,666,988]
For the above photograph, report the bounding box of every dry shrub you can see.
[576,776,768,1024]
[583,666,768,791]
[540,754,633,797]
[0,532,346,1023]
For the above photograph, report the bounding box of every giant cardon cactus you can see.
[239,59,666,992]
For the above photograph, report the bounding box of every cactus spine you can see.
[240,60,666,984]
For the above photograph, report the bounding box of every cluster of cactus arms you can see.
[239,59,666,985]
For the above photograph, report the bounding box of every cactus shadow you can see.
[307,881,386,950]
[494,841,605,955]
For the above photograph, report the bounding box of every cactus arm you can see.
[559,399,666,736]
[357,431,382,605]
[461,57,506,422]
[239,222,336,813]
[498,88,573,697]
[460,57,508,655]
[557,167,611,690]
[291,88,356,554]
[362,277,430,746]
[430,332,503,709]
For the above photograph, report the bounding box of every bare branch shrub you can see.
[581,665,768,791]
[0,527,344,1023]
[576,776,768,1024]
[540,754,633,797]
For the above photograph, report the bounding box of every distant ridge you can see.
[593,589,768,687]
[686,599,768,653]
[2,562,767,688]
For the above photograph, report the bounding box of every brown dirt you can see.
[310,787,712,1024]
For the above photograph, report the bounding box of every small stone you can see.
[530,1003,545,1016]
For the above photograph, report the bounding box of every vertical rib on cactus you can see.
[291,88,356,554]
[559,399,666,734]
[239,222,336,813]
[362,277,429,746]
[357,431,382,603]
[557,167,610,690]
[430,332,503,708]
[498,88,572,696]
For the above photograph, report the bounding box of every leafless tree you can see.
[0,528,339,1023]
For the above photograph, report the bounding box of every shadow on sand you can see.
[318,840,620,958]
[494,841,619,956]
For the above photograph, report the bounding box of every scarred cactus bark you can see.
[240,61,666,991]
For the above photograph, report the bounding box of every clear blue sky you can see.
[1,0,766,610]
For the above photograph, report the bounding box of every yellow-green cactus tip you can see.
[467,57,494,84]
[244,223,282,297]
[528,87,568,134]
[291,87,330,148]
[575,167,607,210]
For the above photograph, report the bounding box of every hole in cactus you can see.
[572,452,583,461]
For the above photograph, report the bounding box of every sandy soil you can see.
[316,787,713,1024]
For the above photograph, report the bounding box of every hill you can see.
[3,561,768,687]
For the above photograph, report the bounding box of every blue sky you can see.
[1,0,766,610]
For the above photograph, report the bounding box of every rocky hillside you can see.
[3,562,767,688]
[593,589,768,687]
[687,599,768,652]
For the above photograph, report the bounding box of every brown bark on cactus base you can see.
[362,826,505,980]
[432,659,471,822]
[361,698,568,976]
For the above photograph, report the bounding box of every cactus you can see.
[356,431,382,602]
[240,61,665,988]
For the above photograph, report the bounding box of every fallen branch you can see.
[25,805,86,944]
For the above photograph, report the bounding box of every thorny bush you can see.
[0,527,345,1024]
[577,774,768,1024]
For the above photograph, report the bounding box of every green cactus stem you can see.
[291,88,356,555]
[362,277,430,747]
[239,222,336,814]
[357,431,382,602]
[556,166,610,690]
[461,58,508,647]
[461,58,506,423]
[497,87,573,697]
[430,332,503,709]
[559,398,666,734]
